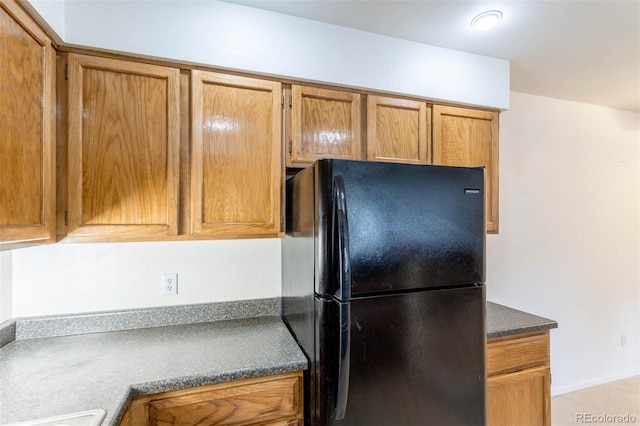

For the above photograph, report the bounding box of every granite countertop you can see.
[487,301,558,339]
[0,300,555,426]
[0,313,307,426]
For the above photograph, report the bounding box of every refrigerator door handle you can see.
[333,175,351,301]
[335,301,351,420]
[333,175,352,420]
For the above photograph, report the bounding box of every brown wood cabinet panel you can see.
[432,105,499,233]
[289,85,362,165]
[66,53,180,238]
[487,366,551,426]
[366,96,429,164]
[0,0,55,247]
[487,331,550,376]
[191,70,282,237]
[120,371,303,426]
[487,331,551,426]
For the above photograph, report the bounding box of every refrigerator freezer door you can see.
[323,285,486,426]
[316,159,485,299]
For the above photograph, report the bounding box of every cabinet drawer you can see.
[487,331,549,376]
[148,372,302,425]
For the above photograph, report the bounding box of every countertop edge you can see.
[110,361,308,426]
[487,323,558,339]
[129,360,308,397]
[486,302,558,339]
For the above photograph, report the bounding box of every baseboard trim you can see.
[551,370,640,396]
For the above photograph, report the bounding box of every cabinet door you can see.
[149,372,302,425]
[366,96,429,164]
[67,54,180,239]
[0,0,55,248]
[432,105,499,233]
[289,85,362,165]
[191,71,282,237]
[487,366,551,426]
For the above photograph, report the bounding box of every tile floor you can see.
[552,375,640,425]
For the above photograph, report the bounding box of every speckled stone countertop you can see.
[487,302,558,339]
[0,300,553,426]
[0,316,307,426]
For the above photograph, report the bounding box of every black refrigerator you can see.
[282,159,487,426]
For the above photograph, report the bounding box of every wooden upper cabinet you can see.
[66,53,180,239]
[191,71,282,237]
[0,0,55,248]
[288,85,362,166]
[366,96,429,164]
[432,105,499,233]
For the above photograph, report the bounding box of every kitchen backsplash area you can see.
[2,239,281,319]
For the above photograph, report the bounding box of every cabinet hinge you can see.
[281,93,285,108]
[289,93,292,108]
[288,140,292,154]
[64,63,68,81]
[64,210,68,226]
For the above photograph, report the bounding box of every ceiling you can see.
[225,0,640,112]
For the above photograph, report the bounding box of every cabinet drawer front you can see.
[487,331,549,376]
[149,373,302,426]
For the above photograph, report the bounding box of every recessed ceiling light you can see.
[471,10,503,31]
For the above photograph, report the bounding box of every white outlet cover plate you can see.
[162,273,178,295]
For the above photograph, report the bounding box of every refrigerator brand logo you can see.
[465,188,481,195]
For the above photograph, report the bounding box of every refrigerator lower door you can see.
[323,285,486,426]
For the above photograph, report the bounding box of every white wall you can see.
[57,0,508,110]
[487,91,640,394]
[0,251,12,322]
[26,0,64,40]
[10,239,281,317]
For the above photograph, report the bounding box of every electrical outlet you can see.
[162,273,178,296]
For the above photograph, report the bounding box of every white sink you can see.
[4,410,106,426]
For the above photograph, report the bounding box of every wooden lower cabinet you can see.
[120,371,303,426]
[487,331,551,426]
